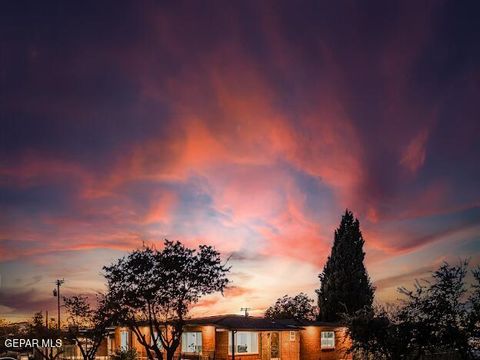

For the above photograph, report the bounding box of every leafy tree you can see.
[397,261,472,358]
[265,293,317,321]
[468,266,480,350]
[63,294,116,360]
[317,210,374,321]
[28,312,64,360]
[104,240,230,360]
[31,312,45,332]
[344,305,413,360]
[346,261,479,359]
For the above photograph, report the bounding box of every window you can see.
[228,332,259,354]
[120,330,129,350]
[151,331,163,350]
[321,331,335,349]
[289,331,296,341]
[181,332,202,354]
[107,335,113,354]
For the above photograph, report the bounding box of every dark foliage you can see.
[468,266,480,347]
[28,312,64,360]
[317,210,374,321]
[113,348,138,360]
[345,261,480,359]
[265,293,317,321]
[0,319,24,355]
[63,294,116,360]
[103,240,230,360]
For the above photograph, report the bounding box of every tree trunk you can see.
[152,347,164,360]
[166,348,176,360]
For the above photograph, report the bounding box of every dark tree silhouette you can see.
[28,312,64,360]
[0,318,25,355]
[469,266,480,347]
[343,306,409,360]
[345,260,480,359]
[396,260,472,358]
[104,240,230,360]
[265,293,317,321]
[317,210,374,322]
[63,294,116,360]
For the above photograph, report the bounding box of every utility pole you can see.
[53,279,64,331]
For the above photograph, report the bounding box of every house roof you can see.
[185,314,304,331]
[129,315,343,330]
[274,318,345,328]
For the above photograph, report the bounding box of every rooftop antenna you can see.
[240,307,251,317]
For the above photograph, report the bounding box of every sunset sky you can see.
[1,1,480,321]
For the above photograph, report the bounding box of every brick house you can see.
[287,320,352,360]
[102,315,351,360]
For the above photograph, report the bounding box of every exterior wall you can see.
[214,330,229,359]
[106,324,349,360]
[106,332,116,356]
[214,330,300,360]
[132,327,149,360]
[95,338,109,356]
[299,326,352,360]
[259,333,268,360]
[180,325,216,359]
[280,331,300,360]
[216,330,261,360]
[113,327,132,352]
[110,325,216,359]
[113,326,150,359]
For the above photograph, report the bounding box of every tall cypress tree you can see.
[317,209,374,322]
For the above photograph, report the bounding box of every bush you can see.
[113,348,137,360]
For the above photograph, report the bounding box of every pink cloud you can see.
[2,1,479,321]
[400,128,430,174]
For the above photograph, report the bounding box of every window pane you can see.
[151,332,163,349]
[321,331,335,349]
[182,332,202,353]
[228,332,258,354]
[120,331,129,350]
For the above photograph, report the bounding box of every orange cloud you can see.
[142,191,177,224]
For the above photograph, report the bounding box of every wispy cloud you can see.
[1,0,480,319]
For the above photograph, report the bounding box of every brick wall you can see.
[215,330,229,359]
[213,330,300,360]
[95,338,108,356]
[180,325,216,358]
[215,329,262,360]
[112,326,159,359]
[299,326,352,360]
[109,325,349,360]
[280,331,300,360]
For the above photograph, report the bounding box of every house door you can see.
[270,332,280,360]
